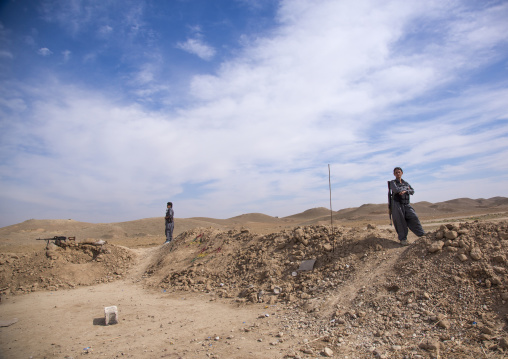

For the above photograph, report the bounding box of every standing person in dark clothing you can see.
[165,202,174,244]
[389,167,425,246]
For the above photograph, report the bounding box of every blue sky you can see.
[1,0,507,227]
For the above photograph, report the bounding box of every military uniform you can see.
[389,179,424,242]
[165,205,174,243]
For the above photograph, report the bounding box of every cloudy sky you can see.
[0,0,507,227]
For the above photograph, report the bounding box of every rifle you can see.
[36,236,75,249]
[387,181,392,226]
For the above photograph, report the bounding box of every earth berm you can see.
[1,217,508,358]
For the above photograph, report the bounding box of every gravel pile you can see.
[0,241,135,294]
[145,221,508,358]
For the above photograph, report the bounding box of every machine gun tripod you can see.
[36,236,76,249]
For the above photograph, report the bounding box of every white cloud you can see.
[62,50,71,62]
[37,47,53,56]
[176,38,216,61]
[0,97,27,113]
[98,24,113,36]
[135,66,154,84]
[1,0,508,226]
[24,35,35,46]
[83,52,97,63]
[0,50,13,59]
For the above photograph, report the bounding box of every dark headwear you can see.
[167,202,172,206]
[393,167,403,173]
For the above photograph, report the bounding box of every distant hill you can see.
[188,217,231,225]
[228,213,281,223]
[1,197,506,247]
[280,197,508,225]
[283,207,331,220]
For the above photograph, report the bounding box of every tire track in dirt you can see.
[126,246,159,280]
[321,240,407,318]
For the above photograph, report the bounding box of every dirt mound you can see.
[317,220,508,358]
[0,240,136,295]
[142,220,508,357]
[144,224,394,302]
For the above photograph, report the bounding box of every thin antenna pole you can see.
[328,164,333,231]
[328,164,335,253]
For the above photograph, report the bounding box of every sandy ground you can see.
[0,270,283,359]
[0,247,300,359]
[0,233,426,359]
[1,198,508,359]
[2,246,417,359]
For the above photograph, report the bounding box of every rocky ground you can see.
[1,216,508,358]
[140,220,508,358]
[0,239,135,293]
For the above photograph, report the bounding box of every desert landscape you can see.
[1,197,508,359]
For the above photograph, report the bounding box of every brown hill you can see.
[0,217,228,252]
[335,203,387,219]
[188,217,230,225]
[283,207,332,221]
[228,213,281,223]
[324,197,508,224]
[1,197,507,252]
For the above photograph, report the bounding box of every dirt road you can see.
[0,246,302,359]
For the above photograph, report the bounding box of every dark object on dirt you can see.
[298,259,317,272]
[0,318,18,327]
[36,236,76,249]
[387,284,400,292]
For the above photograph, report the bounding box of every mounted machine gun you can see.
[36,236,76,249]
